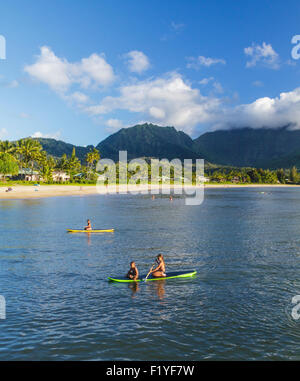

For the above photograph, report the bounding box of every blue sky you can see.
[1,0,300,146]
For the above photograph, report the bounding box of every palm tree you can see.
[67,148,81,181]
[16,138,43,178]
[57,153,68,171]
[37,151,56,182]
[54,154,69,182]
[86,147,100,179]
[86,147,100,168]
[290,166,299,183]
[0,140,17,159]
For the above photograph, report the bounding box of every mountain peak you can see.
[96,123,199,161]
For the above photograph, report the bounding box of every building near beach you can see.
[15,169,41,182]
[10,170,70,182]
[52,171,70,182]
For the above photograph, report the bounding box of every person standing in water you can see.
[149,254,166,278]
[84,219,92,231]
[127,261,139,280]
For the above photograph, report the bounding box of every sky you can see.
[1,0,300,146]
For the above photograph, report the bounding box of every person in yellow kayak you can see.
[149,254,166,278]
[84,219,92,231]
[126,261,139,280]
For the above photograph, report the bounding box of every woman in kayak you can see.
[84,219,92,231]
[150,254,166,278]
[127,261,139,280]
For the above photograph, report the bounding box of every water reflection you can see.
[148,280,166,300]
[128,282,140,298]
[87,233,91,246]
[128,280,166,300]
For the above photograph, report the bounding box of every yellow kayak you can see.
[67,229,114,233]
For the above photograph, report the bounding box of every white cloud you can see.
[25,47,72,92]
[213,87,300,130]
[212,81,223,94]
[149,106,166,119]
[199,77,214,85]
[199,77,223,93]
[244,42,279,69]
[80,53,116,87]
[31,131,61,139]
[124,50,150,74]
[67,91,89,104]
[105,118,124,132]
[186,55,226,69]
[24,46,115,93]
[84,73,221,135]
[85,72,300,134]
[23,46,300,136]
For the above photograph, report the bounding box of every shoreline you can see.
[0,183,299,200]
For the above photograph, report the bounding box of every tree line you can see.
[0,138,100,183]
[205,167,300,184]
[1,137,300,185]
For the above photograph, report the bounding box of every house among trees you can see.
[52,171,70,182]
[14,169,41,182]
[8,169,70,182]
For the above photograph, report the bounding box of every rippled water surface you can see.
[0,188,300,360]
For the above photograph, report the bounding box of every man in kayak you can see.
[84,219,92,231]
[149,254,166,278]
[127,261,139,280]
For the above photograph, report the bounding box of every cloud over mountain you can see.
[85,73,222,135]
[24,47,300,137]
[218,87,300,130]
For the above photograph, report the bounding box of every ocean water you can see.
[0,187,299,360]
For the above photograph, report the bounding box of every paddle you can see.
[143,265,154,282]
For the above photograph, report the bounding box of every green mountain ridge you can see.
[5,124,300,169]
[193,126,300,168]
[32,137,94,162]
[96,123,200,161]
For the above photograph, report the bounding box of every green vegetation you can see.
[97,162,299,186]
[86,147,100,179]
[193,126,300,168]
[96,123,300,169]
[2,124,300,186]
[32,137,92,162]
[96,123,199,161]
[0,138,101,184]
[0,154,19,179]
[205,166,294,184]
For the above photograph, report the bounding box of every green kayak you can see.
[108,270,197,283]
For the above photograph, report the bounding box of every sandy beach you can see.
[0,184,196,199]
[0,183,299,200]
